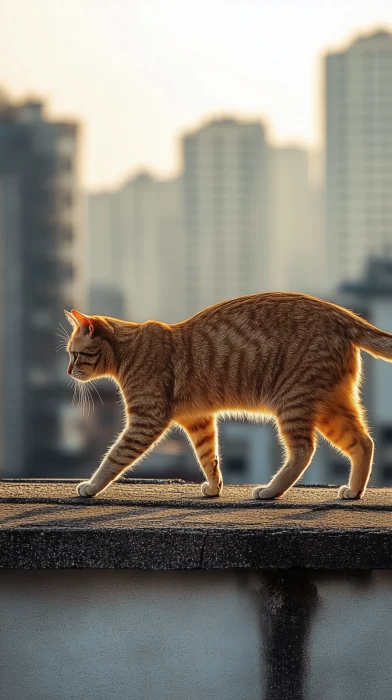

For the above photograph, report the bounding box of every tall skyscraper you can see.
[86,191,126,318]
[114,172,183,322]
[0,97,82,475]
[86,191,118,290]
[325,29,392,291]
[182,117,269,317]
[269,146,325,295]
[339,257,392,486]
[87,173,183,323]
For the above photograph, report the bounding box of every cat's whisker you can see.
[86,388,93,416]
[80,381,92,416]
[79,384,85,414]
[82,384,89,415]
[75,382,81,409]
[81,386,86,415]
[71,380,78,406]
[73,373,86,413]
[88,383,94,406]
[86,386,94,415]
[56,326,69,339]
[59,323,70,339]
[89,380,104,406]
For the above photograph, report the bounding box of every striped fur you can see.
[64,292,392,500]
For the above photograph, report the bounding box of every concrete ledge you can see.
[1,479,392,570]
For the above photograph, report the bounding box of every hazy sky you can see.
[0,0,391,189]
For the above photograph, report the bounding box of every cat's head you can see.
[64,309,115,382]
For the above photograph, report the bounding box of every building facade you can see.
[0,98,82,475]
[87,175,181,323]
[86,191,126,317]
[182,117,269,317]
[269,146,325,295]
[325,29,392,291]
[111,173,182,323]
[340,258,392,486]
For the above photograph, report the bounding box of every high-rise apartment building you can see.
[0,97,82,475]
[89,173,183,323]
[86,191,118,290]
[339,257,392,486]
[325,29,392,291]
[182,117,269,317]
[86,191,126,318]
[117,173,183,322]
[269,146,325,295]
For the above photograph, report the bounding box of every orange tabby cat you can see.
[64,292,392,501]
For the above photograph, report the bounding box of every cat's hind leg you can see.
[316,389,374,500]
[253,416,316,499]
[178,415,223,497]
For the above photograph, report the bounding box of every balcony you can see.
[1,479,392,700]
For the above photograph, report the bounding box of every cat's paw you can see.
[201,481,223,497]
[76,480,100,497]
[252,485,280,500]
[338,485,363,500]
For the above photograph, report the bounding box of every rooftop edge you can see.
[1,480,392,571]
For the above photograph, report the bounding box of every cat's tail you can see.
[354,318,392,361]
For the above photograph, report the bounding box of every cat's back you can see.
[177,292,352,337]
[169,292,359,410]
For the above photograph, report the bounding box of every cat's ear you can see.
[71,309,96,338]
[70,309,113,339]
[64,309,78,330]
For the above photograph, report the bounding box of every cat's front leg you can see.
[77,480,103,497]
[178,415,223,497]
[76,417,169,497]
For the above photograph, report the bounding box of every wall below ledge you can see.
[1,479,392,570]
[1,568,392,700]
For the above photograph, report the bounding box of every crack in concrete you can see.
[199,530,209,568]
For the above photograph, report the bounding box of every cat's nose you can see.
[67,364,73,375]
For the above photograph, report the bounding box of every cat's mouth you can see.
[71,370,88,382]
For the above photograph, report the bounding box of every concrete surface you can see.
[1,479,392,569]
